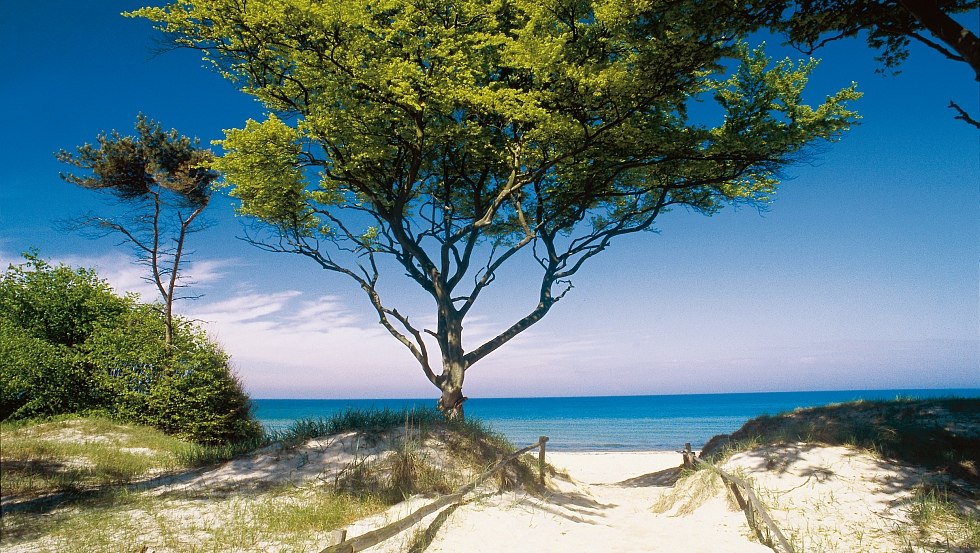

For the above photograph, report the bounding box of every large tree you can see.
[58,115,219,345]
[766,0,979,126]
[133,0,859,418]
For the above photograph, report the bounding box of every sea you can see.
[252,388,979,452]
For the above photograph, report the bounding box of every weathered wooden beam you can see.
[695,457,795,553]
[319,439,546,553]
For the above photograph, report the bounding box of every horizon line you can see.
[250,386,980,401]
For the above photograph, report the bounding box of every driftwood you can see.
[692,455,795,553]
[320,437,548,553]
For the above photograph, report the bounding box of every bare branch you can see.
[949,100,980,128]
[240,224,439,385]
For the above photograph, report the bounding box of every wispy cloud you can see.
[186,288,619,398]
[190,291,303,324]
[6,245,973,398]
[184,289,418,396]
[65,254,231,302]
[0,247,232,303]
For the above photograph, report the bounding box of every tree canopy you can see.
[766,0,979,126]
[133,0,860,417]
[58,115,220,345]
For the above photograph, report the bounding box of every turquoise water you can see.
[252,388,979,451]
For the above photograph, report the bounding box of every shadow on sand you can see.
[615,466,683,488]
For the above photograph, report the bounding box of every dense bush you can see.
[87,304,260,444]
[0,254,128,347]
[0,253,261,444]
[0,254,119,419]
[0,322,96,420]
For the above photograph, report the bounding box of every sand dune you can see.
[356,447,961,553]
[5,431,960,552]
[414,451,770,553]
[722,443,977,553]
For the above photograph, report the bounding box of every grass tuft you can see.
[327,408,537,504]
[901,486,980,552]
[651,467,725,516]
[700,397,980,486]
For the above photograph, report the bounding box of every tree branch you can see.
[949,100,980,128]
[898,0,980,80]
[243,225,439,387]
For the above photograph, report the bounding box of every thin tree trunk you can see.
[164,303,174,346]
[163,201,207,348]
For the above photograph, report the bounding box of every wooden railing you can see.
[319,436,549,553]
[681,443,795,553]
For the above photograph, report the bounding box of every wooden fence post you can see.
[330,529,350,553]
[538,436,549,486]
[695,453,796,553]
[495,453,504,491]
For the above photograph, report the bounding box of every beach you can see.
[547,451,681,482]
[5,398,976,552]
[3,439,973,552]
[356,444,974,553]
[317,449,768,553]
[417,451,772,553]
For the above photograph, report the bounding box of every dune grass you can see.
[2,416,191,497]
[271,406,515,456]
[2,485,388,553]
[0,413,385,553]
[2,408,532,552]
[900,486,980,552]
[700,397,980,483]
[0,415,271,498]
[696,397,980,553]
[322,407,537,503]
[650,466,728,516]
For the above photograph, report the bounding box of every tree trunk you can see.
[438,384,466,420]
[436,315,467,420]
[164,301,174,347]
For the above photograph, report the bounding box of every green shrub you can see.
[86,304,262,445]
[0,321,101,419]
[0,253,261,445]
[0,252,128,347]
[144,356,261,445]
[0,253,124,419]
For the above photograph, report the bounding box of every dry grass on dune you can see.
[1,409,538,553]
[700,397,980,487]
[693,398,980,553]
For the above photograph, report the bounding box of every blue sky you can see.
[1,2,977,399]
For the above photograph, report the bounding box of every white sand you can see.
[410,451,771,553]
[7,429,939,552]
[373,446,944,553]
[548,451,681,483]
[723,443,943,553]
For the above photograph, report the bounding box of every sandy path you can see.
[412,452,770,553]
